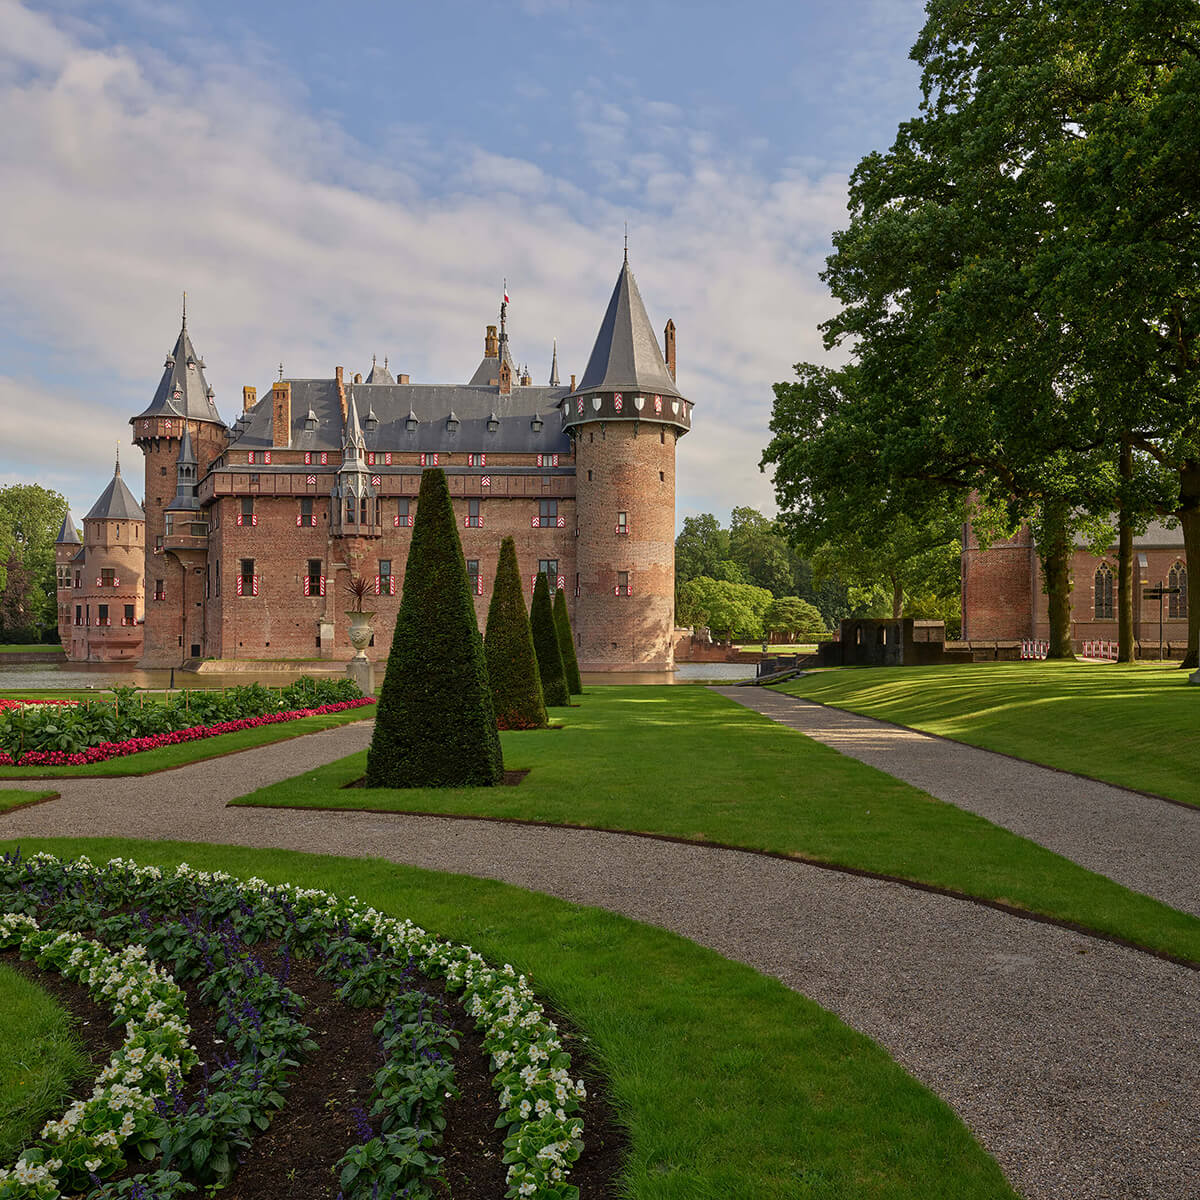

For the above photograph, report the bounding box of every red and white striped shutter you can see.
[264,451,271,464]
[321,452,328,465]
[614,394,623,413]
[654,395,662,414]
[307,474,316,485]
[530,574,537,594]
[305,452,312,465]
[95,577,101,586]
[384,452,392,465]
[389,577,396,595]
[556,574,566,591]
[248,451,255,464]
[372,475,381,487]
[367,452,375,465]
[374,575,382,595]
[251,514,258,526]
[319,575,326,597]
[482,475,490,488]
[393,514,400,527]
[303,576,311,596]
[252,575,259,597]
[237,576,244,596]
[556,515,565,527]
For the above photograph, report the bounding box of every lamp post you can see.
[1142,580,1181,661]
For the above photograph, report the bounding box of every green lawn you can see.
[0,962,91,1161]
[0,645,62,654]
[774,661,1200,807]
[234,687,1200,964]
[0,837,1018,1200]
[0,790,57,814]
[0,706,372,779]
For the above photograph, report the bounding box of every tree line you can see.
[0,484,68,644]
[761,2,1200,664]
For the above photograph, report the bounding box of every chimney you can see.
[498,358,512,396]
[570,373,576,391]
[335,367,348,423]
[353,373,362,384]
[664,319,676,381]
[485,325,499,357]
[242,386,256,413]
[397,373,410,384]
[271,381,291,447]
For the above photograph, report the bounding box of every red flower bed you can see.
[0,698,376,766]
[0,698,76,712]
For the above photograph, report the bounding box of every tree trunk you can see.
[891,576,903,619]
[1117,440,1135,662]
[1178,465,1200,668]
[1040,501,1076,659]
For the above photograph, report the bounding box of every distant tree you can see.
[553,587,583,695]
[677,577,774,640]
[366,469,502,787]
[674,514,730,584]
[0,553,36,643]
[729,507,794,596]
[484,537,547,730]
[762,596,825,643]
[530,571,569,706]
[0,484,68,638]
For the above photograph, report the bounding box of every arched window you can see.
[1169,560,1188,619]
[1094,562,1114,620]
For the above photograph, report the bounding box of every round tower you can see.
[564,254,692,671]
[130,301,227,666]
[53,511,81,649]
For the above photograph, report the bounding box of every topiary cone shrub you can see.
[530,571,570,707]
[484,537,548,730]
[553,587,583,696]
[365,469,503,787]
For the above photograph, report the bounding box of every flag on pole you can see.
[503,280,509,304]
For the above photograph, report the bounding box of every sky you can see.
[0,0,929,530]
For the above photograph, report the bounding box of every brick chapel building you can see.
[61,254,691,672]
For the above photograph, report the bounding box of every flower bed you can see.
[0,699,375,767]
[0,853,588,1200]
[0,701,75,714]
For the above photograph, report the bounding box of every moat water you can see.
[0,660,754,692]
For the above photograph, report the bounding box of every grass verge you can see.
[0,645,62,654]
[0,961,91,1161]
[774,661,1200,808]
[0,836,1018,1200]
[0,791,58,814]
[234,687,1200,964]
[0,707,371,779]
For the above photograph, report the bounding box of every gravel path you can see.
[1,720,1198,1200]
[716,686,1200,916]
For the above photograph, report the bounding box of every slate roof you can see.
[227,378,571,456]
[86,459,145,521]
[133,316,225,427]
[571,257,682,400]
[55,512,81,545]
[364,356,394,384]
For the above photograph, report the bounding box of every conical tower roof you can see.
[572,256,682,399]
[133,304,225,426]
[86,454,145,521]
[55,511,81,545]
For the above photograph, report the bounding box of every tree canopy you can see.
[0,484,68,641]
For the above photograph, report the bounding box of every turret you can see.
[332,397,380,538]
[54,511,81,647]
[566,253,692,671]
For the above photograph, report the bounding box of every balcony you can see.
[163,520,209,555]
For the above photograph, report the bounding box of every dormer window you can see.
[406,411,418,433]
[446,413,459,433]
[304,408,318,432]
[364,409,379,433]
[530,416,544,432]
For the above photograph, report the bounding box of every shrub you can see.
[553,588,583,696]
[366,469,503,787]
[529,573,569,707]
[484,538,547,730]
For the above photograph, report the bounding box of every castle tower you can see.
[54,511,81,647]
[70,456,146,662]
[130,302,227,665]
[563,253,692,671]
[162,424,209,661]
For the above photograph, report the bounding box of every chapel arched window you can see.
[1094,563,1114,620]
[1169,561,1188,619]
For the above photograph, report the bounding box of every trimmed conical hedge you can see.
[553,587,583,695]
[530,571,570,707]
[484,537,547,729]
[365,468,503,787]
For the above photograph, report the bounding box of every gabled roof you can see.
[572,256,682,399]
[132,311,225,426]
[55,512,81,545]
[86,457,145,521]
[467,344,517,387]
[364,356,394,384]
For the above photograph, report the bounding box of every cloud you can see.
[0,0,851,529]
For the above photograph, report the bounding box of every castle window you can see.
[115,525,120,540]
[101,568,115,588]
[660,428,665,444]
[616,511,628,535]
[98,604,109,626]
[659,471,664,482]
[536,453,559,468]
[542,475,552,491]
[587,470,593,482]
[395,499,412,528]
[238,497,256,527]
[376,559,395,596]
[304,559,325,597]
[361,497,369,524]
[468,453,486,467]
[154,579,165,602]
[466,499,483,528]
[299,497,315,527]
[346,497,355,524]
[215,561,220,597]
[238,559,258,597]
[160,466,167,475]
[123,604,135,626]
[467,558,482,595]
[75,604,82,625]
[1094,562,1114,620]
[1170,561,1188,619]
[420,452,439,467]
[535,499,559,528]
[615,571,631,598]
[575,572,580,598]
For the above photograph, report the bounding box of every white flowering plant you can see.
[0,853,593,1200]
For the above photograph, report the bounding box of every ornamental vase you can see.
[346,611,375,661]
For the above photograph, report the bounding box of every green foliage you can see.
[673,514,731,585]
[676,576,773,640]
[761,596,825,641]
[529,572,569,707]
[367,469,502,787]
[0,485,68,641]
[484,537,547,730]
[552,588,583,695]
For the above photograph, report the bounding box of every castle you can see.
[54,254,691,672]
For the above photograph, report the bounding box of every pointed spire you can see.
[55,511,81,545]
[181,290,187,328]
[549,338,561,386]
[166,423,201,513]
[177,422,196,466]
[114,443,121,476]
[86,455,145,521]
[133,302,224,427]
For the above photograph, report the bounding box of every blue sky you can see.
[0,0,928,527]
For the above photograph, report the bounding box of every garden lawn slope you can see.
[0,837,1019,1200]
[775,662,1200,807]
[233,687,1200,964]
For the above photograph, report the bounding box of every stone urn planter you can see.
[346,611,376,660]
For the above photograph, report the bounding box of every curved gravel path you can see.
[1,721,1198,1200]
[716,686,1200,916]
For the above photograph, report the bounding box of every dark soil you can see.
[5,943,626,1198]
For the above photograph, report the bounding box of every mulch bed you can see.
[3,940,625,1199]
